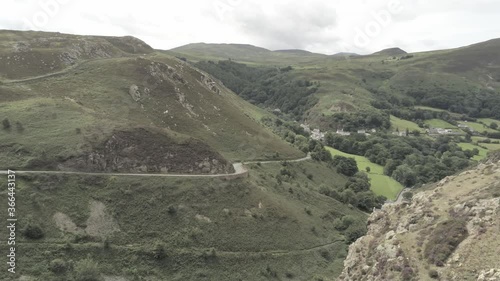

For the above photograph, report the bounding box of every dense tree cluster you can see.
[413,88,500,119]
[320,172,386,212]
[325,133,473,186]
[195,60,318,119]
[332,156,358,176]
[371,87,500,120]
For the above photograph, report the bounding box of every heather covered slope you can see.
[338,153,500,281]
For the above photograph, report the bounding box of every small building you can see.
[393,131,407,137]
[336,129,351,136]
[300,123,312,133]
[311,129,325,140]
[428,128,453,135]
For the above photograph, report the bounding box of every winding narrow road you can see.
[0,153,311,178]
[391,188,412,204]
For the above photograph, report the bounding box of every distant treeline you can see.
[195,60,318,119]
[371,88,500,119]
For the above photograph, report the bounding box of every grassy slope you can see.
[457,143,489,161]
[0,43,303,168]
[390,115,423,132]
[478,118,500,126]
[471,137,500,151]
[0,30,153,80]
[0,31,366,280]
[459,121,499,133]
[325,147,403,200]
[0,160,364,280]
[425,119,457,129]
[481,143,500,151]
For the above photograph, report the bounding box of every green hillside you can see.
[0,160,367,280]
[0,32,304,169]
[0,30,372,281]
[175,39,500,130]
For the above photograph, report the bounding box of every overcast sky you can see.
[2,0,500,54]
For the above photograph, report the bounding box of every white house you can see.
[336,129,351,136]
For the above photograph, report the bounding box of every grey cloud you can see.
[230,1,340,50]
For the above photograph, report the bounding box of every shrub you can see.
[152,241,167,260]
[74,258,103,281]
[424,218,468,266]
[15,121,24,132]
[103,238,111,250]
[319,249,331,261]
[264,265,277,277]
[345,223,367,243]
[402,191,414,201]
[2,118,11,130]
[202,248,217,260]
[401,266,414,280]
[334,215,355,231]
[428,269,439,279]
[167,205,177,215]
[49,259,69,274]
[22,223,44,239]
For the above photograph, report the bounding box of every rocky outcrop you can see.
[63,128,234,174]
[59,38,116,65]
[128,84,150,102]
[145,60,186,85]
[338,157,500,281]
[477,269,500,281]
[200,73,221,94]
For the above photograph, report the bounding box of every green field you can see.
[326,147,404,200]
[461,121,494,133]
[414,106,447,112]
[457,143,488,161]
[478,118,500,126]
[471,137,500,151]
[390,115,424,132]
[460,121,499,133]
[425,119,457,129]
[481,143,500,151]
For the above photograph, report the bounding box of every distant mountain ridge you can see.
[372,47,407,56]
[169,42,327,64]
